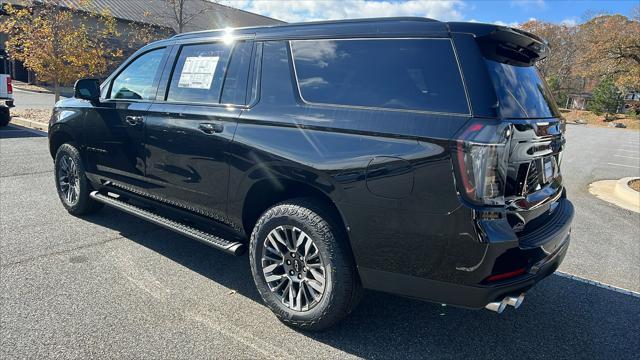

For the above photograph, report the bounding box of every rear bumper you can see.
[360,237,568,308]
[360,198,573,309]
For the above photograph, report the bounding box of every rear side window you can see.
[221,41,253,105]
[167,42,232,104]
[290,39,469,114]
[484,60,560,119]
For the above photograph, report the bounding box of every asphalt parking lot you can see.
[1,123,639,359]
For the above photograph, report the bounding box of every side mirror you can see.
[74,78,100,102]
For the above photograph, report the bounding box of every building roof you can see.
[1,0,284,32]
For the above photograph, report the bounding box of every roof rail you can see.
[171,17,440,39]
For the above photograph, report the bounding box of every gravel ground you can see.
[0,124,639,359]
[10,108,52,123]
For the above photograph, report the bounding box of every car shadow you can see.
[83,207,640,359]
[0,124,47,138]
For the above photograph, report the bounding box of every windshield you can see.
[484,59,560,119]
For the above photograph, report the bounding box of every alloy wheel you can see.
[58,154,80,206]
[261,225,326,312]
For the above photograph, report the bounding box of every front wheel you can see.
[54,143,103,215]
[249,198,362,331]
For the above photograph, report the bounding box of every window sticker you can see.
[178,56,219,89]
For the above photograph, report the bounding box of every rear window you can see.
[166,42,232,104]
[290,39,469,114]
[484,60,560,119]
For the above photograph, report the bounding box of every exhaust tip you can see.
[485,300,507,313]
[505,293,525,309]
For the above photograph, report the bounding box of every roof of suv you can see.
[167,17,542,41]
[171,17,446,40]
[144,17,546,63]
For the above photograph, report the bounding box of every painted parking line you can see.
[613,155,640,160]
[607,162,640,169]
[555,271,640,298]
[618,149,639,153]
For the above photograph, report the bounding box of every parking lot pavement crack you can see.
[0,169,53,178]
[0,229,164,268]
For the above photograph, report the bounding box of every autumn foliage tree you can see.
[519,20,578,105]
[576,14,640,90]
[520,8,640,110]
[0,0,123,101]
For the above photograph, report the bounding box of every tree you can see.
[588,78,624,120]
[127,12,174,50]
[0,0,122,101]
[576,14,640,90]
[519,20,579,102]
[162,0,217,33]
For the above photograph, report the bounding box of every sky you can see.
[222,0,639,27]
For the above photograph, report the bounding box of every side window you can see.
[166,42,232,104]
[290,39,469,114]
[110,48,165,100]
[220,41,253,105]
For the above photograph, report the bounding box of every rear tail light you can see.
[452,121,512,206]
[6,76,12,94]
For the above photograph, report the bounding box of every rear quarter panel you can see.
[228,40,486,281]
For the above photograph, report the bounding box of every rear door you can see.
[144,40,255,221]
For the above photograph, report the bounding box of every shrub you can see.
[588,78,624,120]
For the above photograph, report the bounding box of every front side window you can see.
[290,39,469,114]
[110,48,165,100]
[166,42,232,104]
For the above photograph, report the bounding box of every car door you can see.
[84,47,169,187]
[143,40,255,222]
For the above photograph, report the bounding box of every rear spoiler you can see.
[448,22,549,66]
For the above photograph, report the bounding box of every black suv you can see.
[49,18,573,330]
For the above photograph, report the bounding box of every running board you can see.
[90,191,245,256]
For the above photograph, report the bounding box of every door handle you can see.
[198,122,224,134]
[125,115,144,126]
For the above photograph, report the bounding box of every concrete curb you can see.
[10,117,49,132]
[13,86,52,94]
[589,178,640,213]
[13,87,74,97]
[614,177,640,204]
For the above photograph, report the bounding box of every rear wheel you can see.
[249,198,362,331]
[0,107,10,127]
[54,143,103,215]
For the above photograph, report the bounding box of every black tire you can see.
[0,107,10,127]
[54,143,103,215]
[249,198,362,331]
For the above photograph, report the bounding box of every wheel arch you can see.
[48,124,77,159]
[241,178,353,253]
